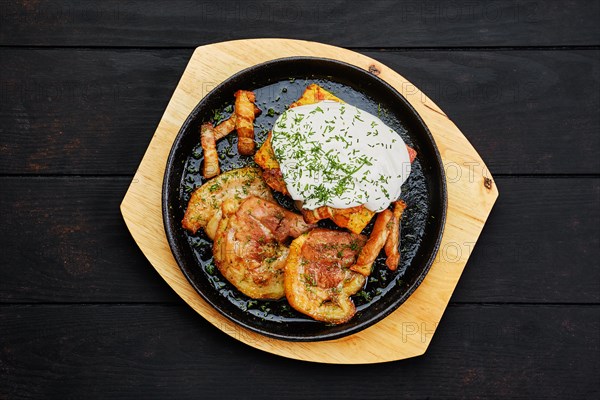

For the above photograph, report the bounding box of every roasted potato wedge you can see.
[254,131,289,195]
[301,204,376,236]
[254,131,281,170]
[289,83,344,108]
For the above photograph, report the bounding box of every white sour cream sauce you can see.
[271,101,412,212]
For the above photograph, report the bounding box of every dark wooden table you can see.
[1,1,599,398]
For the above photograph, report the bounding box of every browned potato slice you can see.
[331,206,377,235]
[181,167,274,235]
[285,229,367,324]
[254,132,281,170]
[254,132,289,196]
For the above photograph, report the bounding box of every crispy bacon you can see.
[200,123,220,179]
[214,116,237,141]
[350,210,393,276]
[234,90,257,155]
[384,200,407,270]
[214,105,261,141]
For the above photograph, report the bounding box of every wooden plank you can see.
[0,177,178,303]
[0,48,191,175]
[1,48,598,175]
[1,177,597,304]
[1,0,599,47]
[1,304,598,398]
[454,176,600,304]
[366,50,600,175]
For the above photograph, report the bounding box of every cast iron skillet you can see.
[163,57,447,341]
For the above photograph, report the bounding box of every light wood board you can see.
[120,39,498,364]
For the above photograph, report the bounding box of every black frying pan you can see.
[163,57,447,341]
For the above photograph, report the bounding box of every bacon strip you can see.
[234,90,257,155]
[214,116,237,141]
[200,123,220,179]
[384,200,407,270]
[214,105,261,141]
[350,209,393,276]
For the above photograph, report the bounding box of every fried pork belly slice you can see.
[350,210,393,276]
[181,167,274,237]
[200,123,220,179]
[213,116,237,141]
[214,105,261,141]
[206,105,261,175]
[384,200,407,271]
[234,90,257,155]
[236,196,317,243]
[285,229,367,324]
[254,84,417,233]
[213,196,315,300]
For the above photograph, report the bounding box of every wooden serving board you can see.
[121,39,498,364]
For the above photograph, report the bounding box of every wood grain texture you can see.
[2,48,598,175]
[0,0,597,395]
[368,50,600,175]
[120,39,498,363]
[0,177,178,303]
[0,48,190,175]
[456,177,599,303]
[1,177,598,304]
[1,304,598,399]
[1,0,599,47]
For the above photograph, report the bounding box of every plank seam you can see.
[0,45,598,51]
